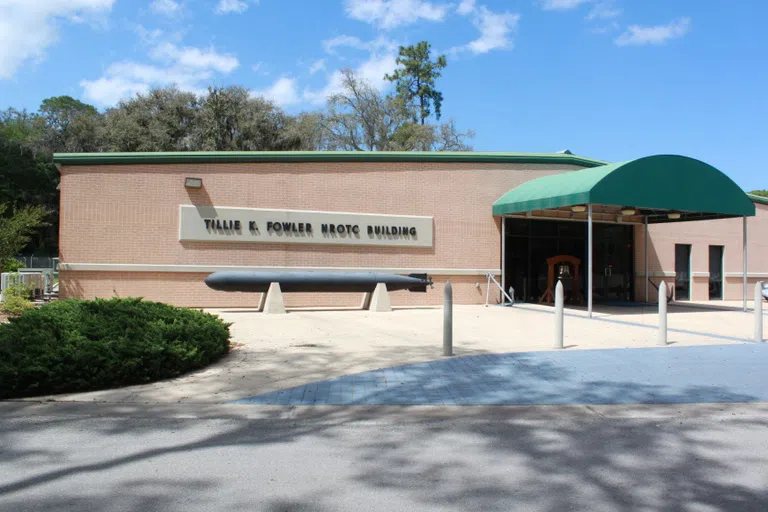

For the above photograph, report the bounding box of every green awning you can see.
[492,155,755,220]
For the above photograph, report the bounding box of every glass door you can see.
[593,224,634,302]
[709,246,724,300]
[675,244,691,300]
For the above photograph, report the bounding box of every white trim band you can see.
[691,272,710,278]
[59,263,500,276]
[635,271,676,278]
[725,272,768,279]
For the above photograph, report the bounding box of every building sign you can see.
[179,205,433,247]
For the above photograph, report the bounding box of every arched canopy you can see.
[492,155,755,221]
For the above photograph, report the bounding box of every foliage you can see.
[37,96,103,154]
[0,279,34,317]
[322,70,473,151]
[749,190,768,198]
[323,70,412,151]
[0,108,39,144]
[1,258,25,273]
[196,86,303,151]
[103,88,199,152]
[0,203,49,266]
[385,41,447,125]
[0,298,231,398]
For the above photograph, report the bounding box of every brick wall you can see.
[59,161,582,307]
[633,203,768,301]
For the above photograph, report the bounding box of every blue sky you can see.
[1,0,766,190]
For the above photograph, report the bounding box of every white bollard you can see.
[554,280,564,349]
[755,281,763,342]
[658,281,667,346]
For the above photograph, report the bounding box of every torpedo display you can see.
[204,271,433,293]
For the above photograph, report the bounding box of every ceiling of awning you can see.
[492,155,756,222]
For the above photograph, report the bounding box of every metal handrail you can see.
[485,273,515,306]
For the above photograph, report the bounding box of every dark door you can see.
[709,246,724,300]
[592,224,634,302]
[675,244,691,300]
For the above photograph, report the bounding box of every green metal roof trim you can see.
[748,193,768,206]
[52,151,608,167]
[493,155,756,218]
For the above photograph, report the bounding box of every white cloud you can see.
[323,35,365,54]
[252,61,270,75]
[322,35,397,56]
[457,0,475,15]
[215,0,251,15]
[344,0,450,29]
[586,1,620,20]
[78,75,152,107]
[81,41,239,106]
[149,42,239,72]
[0,0,115,80]
[615,17,691,46]
[356,53,398,87]
[452,6,520,55]
[539,0,621,19]
[538,0,591,10]
[255,77,301,106]
[135,24,164,45]
[309,59,326,74]
[150,0,181,16]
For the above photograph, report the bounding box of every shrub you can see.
[0,281,35,316]
[0,298,230,398]
[1,258,25,273]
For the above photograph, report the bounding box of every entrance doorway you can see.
[675,244,692,300]
[592,224,634,302]
[504,218,634,303]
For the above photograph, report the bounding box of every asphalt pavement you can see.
[1,402,767,511]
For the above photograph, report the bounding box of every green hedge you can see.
[0,298,230,399]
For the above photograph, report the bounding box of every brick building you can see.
[53,151,767,309]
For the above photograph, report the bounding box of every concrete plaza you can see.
[24,302,766,405]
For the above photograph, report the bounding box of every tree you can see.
[0,140,59,255]
[103,87,199,152]
[322,70,473,152]
[0,203,48,270]
[36,96,103,154]
[284,112,328,150]
[749,190,768,198]
[195,86,301,151]
[0,108,39,145]
[385,41,447,125]
[322,70,412,151]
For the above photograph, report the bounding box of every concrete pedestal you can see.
[263,282,286,314]
[368,283,391,312]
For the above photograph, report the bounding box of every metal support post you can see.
[501,216,506,305]
[658,281,668,346]
[443,281,453,356]
[755,281,763,342]
[644,216,649,303]
[743,216,748,312]
[588,204,593,318]
[554,280,564,349]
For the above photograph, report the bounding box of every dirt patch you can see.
[0,313,9,324]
